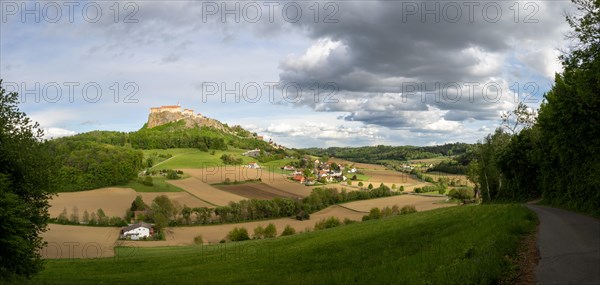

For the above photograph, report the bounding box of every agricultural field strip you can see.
[167,177,246,206]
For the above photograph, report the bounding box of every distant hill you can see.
[57,103,276,151]
[47,109,282,192]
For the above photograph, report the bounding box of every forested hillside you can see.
[63,120,274,151]
[47,140,143,192]
[45,120,279,192]
[303,143,472,164]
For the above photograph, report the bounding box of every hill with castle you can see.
[147,104,227,131]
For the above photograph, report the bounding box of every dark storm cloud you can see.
[277,1,572,129]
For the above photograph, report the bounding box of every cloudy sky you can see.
[0,1,575,147]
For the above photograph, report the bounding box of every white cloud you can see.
[43,128,76,139]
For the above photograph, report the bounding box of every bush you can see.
[154,231,165,241]
[227,227,250,241]
[221,154,243,165]
[368,207,381,219]
[391,205,400,215]
[166,170,180,180]
[449,187,474,201]
[381,206,393,218]
[296,211,310,221]
[142,176,153,186]
[343,218,356,225]
[253,225,265,239]
[314,217,341,230]
[281,225,296,236]
[193,235,204,245]
[400,205,417,214]
[264,223,277,238]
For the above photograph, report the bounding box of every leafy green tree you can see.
[181,205,192,224]
[96,209,108,226]
[533,0,600,214]
[70,206,79,224]
[330,162,340,171]
[82,210,90,224]
[57,208,68,224]
[89,212,98,226]
[0,82,56,279]
[368,183,374,190]
[151,195,177,230]
[130,195,148,211]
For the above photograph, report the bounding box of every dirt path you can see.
[526,205,600,284]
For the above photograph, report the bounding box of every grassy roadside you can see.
[31,204,537,284]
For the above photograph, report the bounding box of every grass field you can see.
[143,148,253,170]
[31,204,536,284]
[143,148,296,174]
[119,177,185,192]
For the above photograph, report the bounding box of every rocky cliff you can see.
[147,112,227,130]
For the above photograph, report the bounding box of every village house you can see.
[247,162,260,169]
[282,165,295,171]
[121,222,154,240]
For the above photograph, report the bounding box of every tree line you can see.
[129,185,400,228]
[468,0,599,216]
[302,143,472,164]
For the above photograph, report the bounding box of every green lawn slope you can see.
[31,204,536,284]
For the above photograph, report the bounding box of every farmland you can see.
[215,183,304,200]
[48,187,213,219]
[32,204,537,284]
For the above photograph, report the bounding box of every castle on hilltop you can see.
[147,103,225,129]
[149,104,203,119]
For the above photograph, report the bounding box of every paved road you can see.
[526,205,600,285]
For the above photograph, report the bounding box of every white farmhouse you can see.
[121,222,153,240]
[247,162,260,169]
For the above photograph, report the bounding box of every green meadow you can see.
[30,204,536,285]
